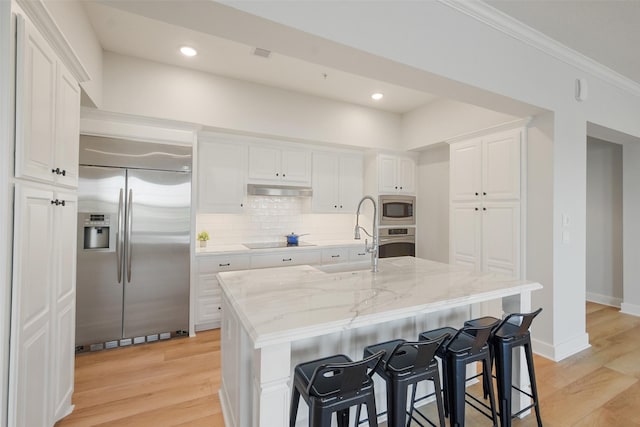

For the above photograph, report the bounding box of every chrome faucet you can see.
[354,195,379,273]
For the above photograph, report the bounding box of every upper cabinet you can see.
[15,15,80,188]
[312,151,363,213]
[378,154,416,194]
[450,128,522,202]
[198,136,247,213]
[248,145,311,186]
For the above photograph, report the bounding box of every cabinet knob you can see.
[399,187,403,190]
[483,207,487,211]
[339,205,343,208]
[240,203,243,207]
[217,306,221,310]
[395,186,398,189]
[276,173,279,176]
[475,192,479,196]
[475,207,479,211]
[60,200,65,207]
[334,205,338,208]
[282,173,286,177]
[61,169,66,176]
[483,192,486,196]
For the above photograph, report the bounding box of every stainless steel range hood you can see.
[247,184,313,197]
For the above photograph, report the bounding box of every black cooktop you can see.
[243,242,316,249]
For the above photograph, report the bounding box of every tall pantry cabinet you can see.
[9,11,81,426]
[449,128,524,278]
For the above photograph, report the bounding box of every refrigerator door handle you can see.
[127,188,133,283]
[116,188,124,283]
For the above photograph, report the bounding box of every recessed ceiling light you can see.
[371,93,384,100]
[180,46,197,57]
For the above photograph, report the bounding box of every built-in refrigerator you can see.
[75,135,192,352]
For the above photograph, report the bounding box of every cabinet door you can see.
[450,139,482,201]
[311,152,339,212]
[198,141,246,213]
[378,155,397,193]
[15,15,57,184]
[397,157,416,194]
[449,203,481,271]
[53,64,80,188]
[338,154,363,211]
[281,149,311,185]
[481,203,520,277]
[51,191,77,421]
[9,184,55,427]
[482,130,521,201]
[248,145,280,181]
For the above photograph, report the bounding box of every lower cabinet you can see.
[195,254,250,331]
[9,183,77,425]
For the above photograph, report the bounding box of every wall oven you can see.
[379,195,416,226]
[378,227,416,259]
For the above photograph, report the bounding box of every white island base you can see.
[217,257,542,427]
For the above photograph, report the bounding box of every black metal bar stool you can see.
[420,320,499,427]
[465,309,543,427]
[355,334,449,427]
[290,350,385,427]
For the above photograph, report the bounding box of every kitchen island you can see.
[217,256,542,427]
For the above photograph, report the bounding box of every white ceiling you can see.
[83,2,438,114]
[82,1,640,115]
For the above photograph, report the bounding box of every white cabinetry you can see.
[248,144,311,186]
[15,15,80,188]
[449,128,523,278]
[198,137,246,213]
[250,250,322,269]
[378,154,415,194]
[312,151,363,212]
[9,13,80,426]
[10,184,77,426]
[196,255,250,331]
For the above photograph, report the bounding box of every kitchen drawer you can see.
[250,250,321,269]
[198,254,250,274]
[321,248,349,264]
[198,273,222,297]
[349,246,369,262]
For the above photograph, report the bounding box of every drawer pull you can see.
[219,263,231,267]
[282,258,292,262]
[331,255,340,258]
[357,252,366,256]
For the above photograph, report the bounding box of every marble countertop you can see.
[195,239,364,255]
[217,256,542,348]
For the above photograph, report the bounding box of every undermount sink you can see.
[315,262,371,274]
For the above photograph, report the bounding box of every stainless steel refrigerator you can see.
[76,135,192,352]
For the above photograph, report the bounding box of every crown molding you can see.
[439,0,640,97]
[15,0,90,83]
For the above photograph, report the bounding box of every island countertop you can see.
[217,256,542,349]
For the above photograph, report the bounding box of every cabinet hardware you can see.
[475,207,479,211]
[483,207,487,211]
[334,205,337,208]
[331,255,340,258]
[219,263,231,267]
[483,192,486,196]
[60,200,65,206]
[282,174,286,177]
[276,173,279,176]
[282,258,292,262]
[475,192,479,196]
[357,252,366,256]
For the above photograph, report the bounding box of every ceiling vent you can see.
[253,47,271,58]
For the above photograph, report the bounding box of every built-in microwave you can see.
[379,195,416,225]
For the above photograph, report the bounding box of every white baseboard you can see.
[620,302,640,317]
[586,292,622,308]
[532,332,590,362]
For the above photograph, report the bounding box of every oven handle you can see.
[379,237,416,245]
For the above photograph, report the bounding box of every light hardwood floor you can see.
[56,303,640,426]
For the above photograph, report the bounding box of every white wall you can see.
[416,145,449,262]
[403,98,519,150]
[101,52,402,151]
[44,0,103,107]
[586,137,623,306]
[622,141,640,316]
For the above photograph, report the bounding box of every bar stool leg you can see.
[524,341,543,427]
[433,372,446,427]
[365,394,379,427]
[390,380,408,427]
[451,358,467,427]
[337,409,349,427]
[483,356,498,427]
[290,386,300,427]
[494,340,511,427]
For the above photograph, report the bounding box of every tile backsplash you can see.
[196,196,361,244]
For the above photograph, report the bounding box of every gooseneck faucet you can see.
[354,195,379,273]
